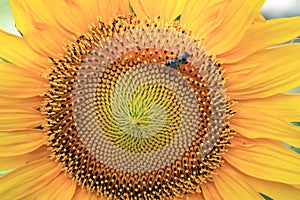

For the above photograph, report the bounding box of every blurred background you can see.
[261,0,300,18]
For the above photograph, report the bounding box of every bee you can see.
[166,52,191,69]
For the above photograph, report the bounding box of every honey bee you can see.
[166,52,190,69]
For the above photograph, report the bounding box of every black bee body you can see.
[166,52,190,69]
[166,59,179,67]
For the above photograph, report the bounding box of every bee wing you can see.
[184,52,191,57]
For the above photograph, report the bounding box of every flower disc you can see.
[43,16,234,200]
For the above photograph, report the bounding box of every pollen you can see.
[42,16,235,200]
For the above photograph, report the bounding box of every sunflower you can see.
[1,0,300,199]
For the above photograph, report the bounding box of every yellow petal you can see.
[253,12,266,23]
[36,172,77,200]
[0,145,48,171]
[246,173,300,199]
[23,23,72,58]
[226,44,300,99]
[8,0,34,36]
[222,162,300,200]
[0,96,42,110]
[9,0,65,36]
[231,104,300,147]
[12,0,122,58]
[0,30,48,73]
[0,108,44,130]
[88,0,118,22]
[201,182,223,200]
[46,0,119,32]
[224,136,300,185]
[205,0,265,55]
[234,94,300,122]
[0,129,45,156]
[293,185,300,190]
[45,0,97,33]
[0,61,46,98]
[181,0,226,39]
[221,16,300,63]
[9,1,77,57]
[117,0,131,15]
[130,0,187,21]
[9,0,77,57]
[156,0,188,22]
[0,158,61,200]
[130,0,159,18]
[214,163,261,200]
[21,191,40,200]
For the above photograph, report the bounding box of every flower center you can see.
[43,16,235,199]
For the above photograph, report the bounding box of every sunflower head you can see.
[42,15,235,199]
